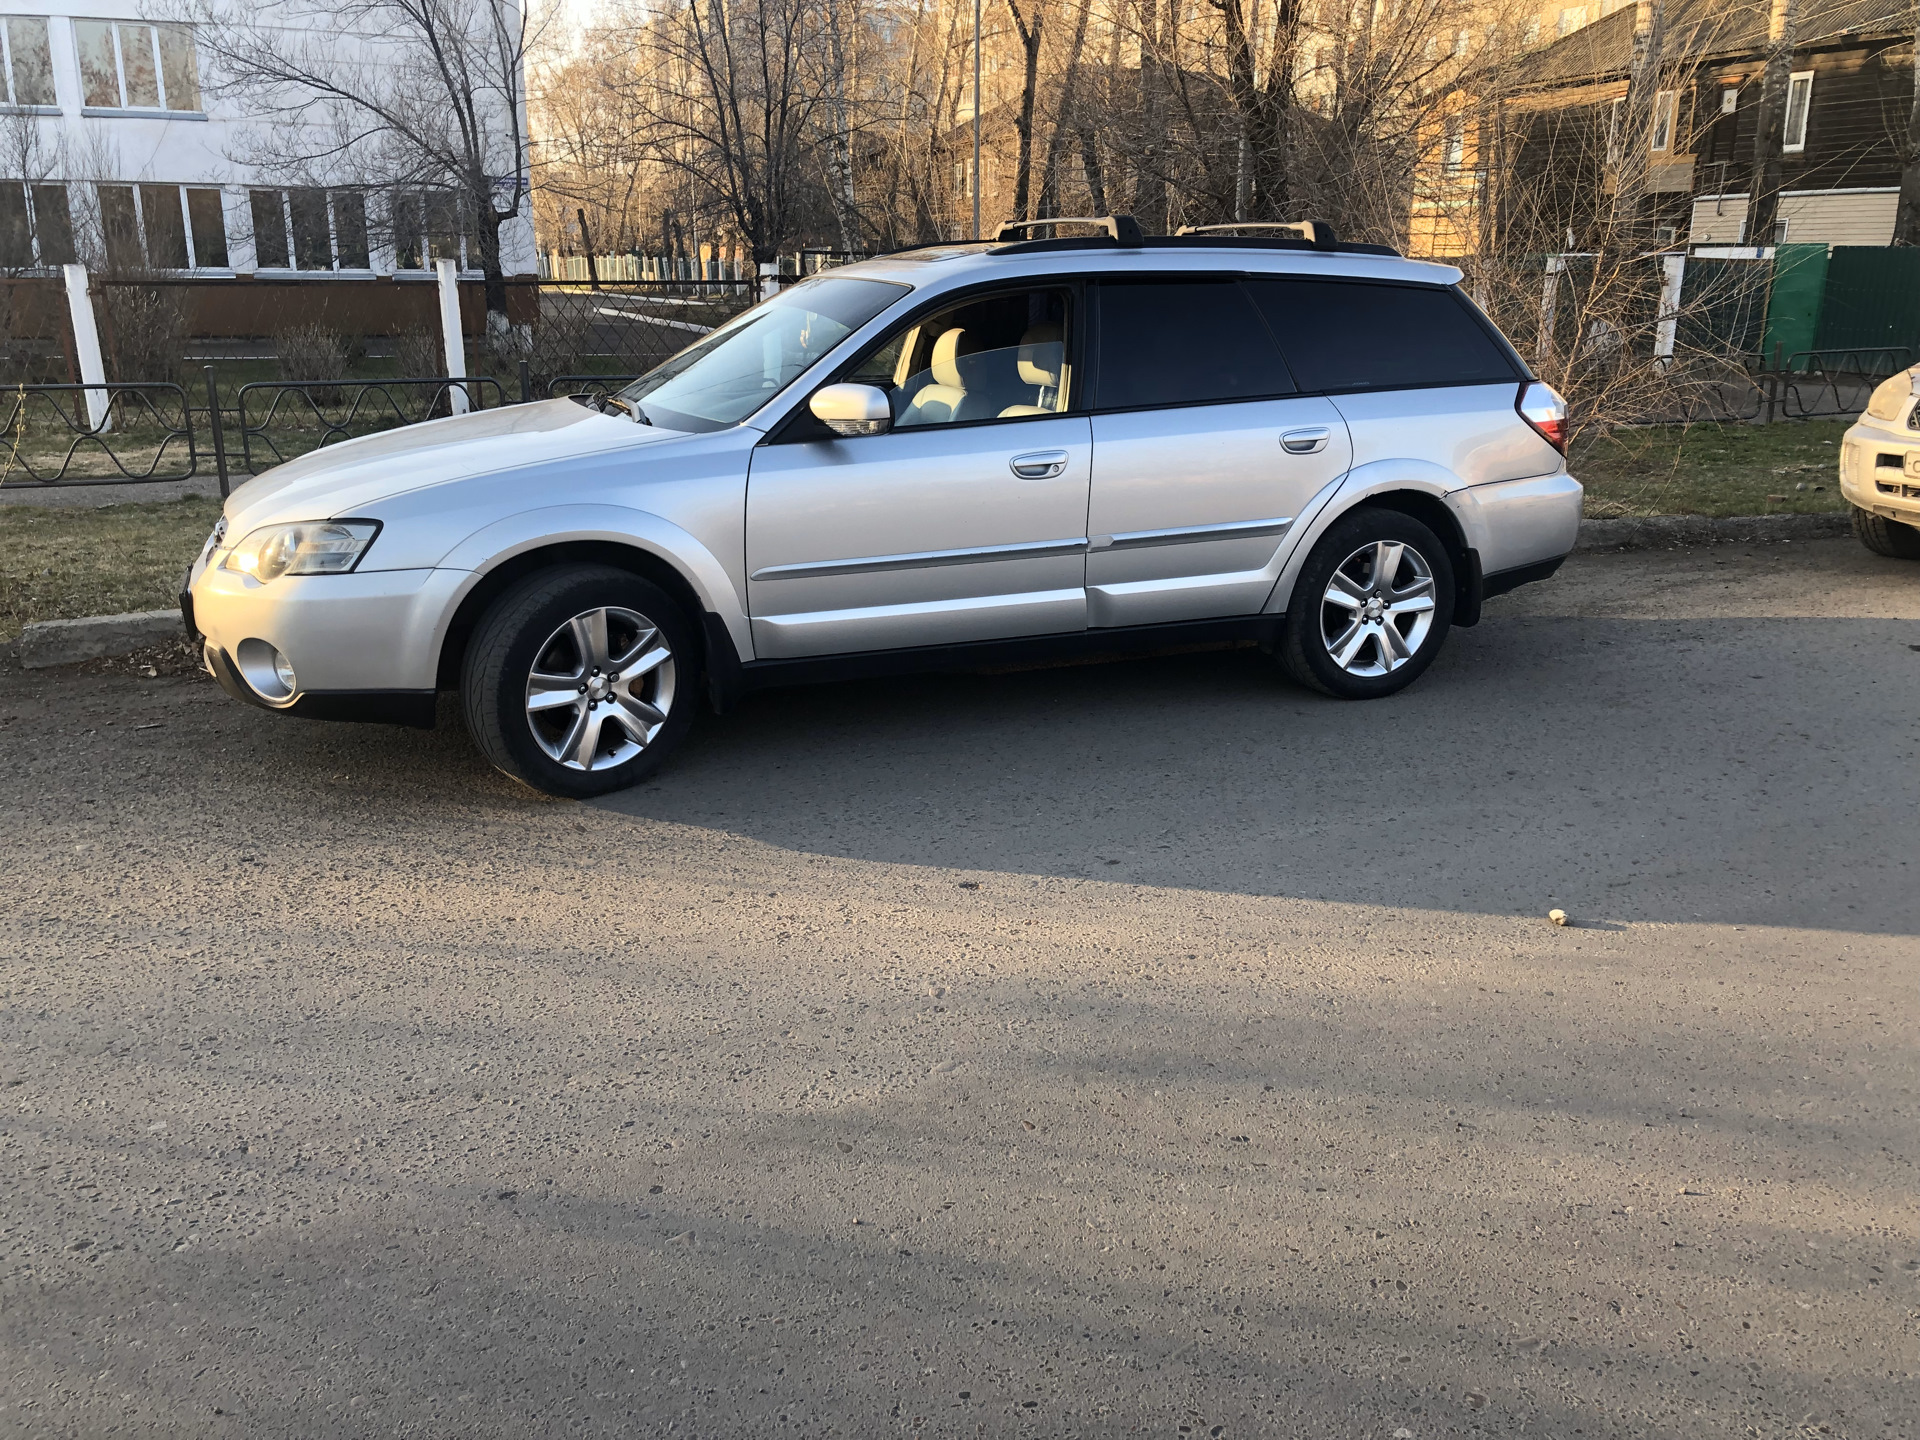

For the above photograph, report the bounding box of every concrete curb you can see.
[17,609,185,669]
[1574,512,1850,552]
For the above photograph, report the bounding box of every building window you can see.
[390,190,466,269]
[0,181,70,267]
[1782,70,1813,152]
[0,17,54,108]
[1523,17,1540,46]
[1649,89,1677,152]
[1442,116,1467,172]
[1720,86,1739,115]
[74,19,200,113]
[1453,27,1471,56]
[97,182,227,270]
[1557,7,1588,37]
[1606,95,1624,163]
[249,188,370,271]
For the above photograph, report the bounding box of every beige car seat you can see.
[900,327,973,425]
[998,324,1063,417]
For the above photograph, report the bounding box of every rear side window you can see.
[1246,279,1519,393]
[1094,280,1294,410]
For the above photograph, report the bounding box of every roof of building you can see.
[1517,0,1912,88]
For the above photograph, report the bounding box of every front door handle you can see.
[1281,427,1331,455]
[1009,449,1069,480]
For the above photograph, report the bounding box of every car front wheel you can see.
[1851,505,1920,560]
[1280,508,1454,699]
[462,564,697,797]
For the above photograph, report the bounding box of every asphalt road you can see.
[2,538,1917,1439]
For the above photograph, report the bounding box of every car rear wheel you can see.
[1851,505,1920,560]
[462,564,697,798]
[1280,508,1454,699]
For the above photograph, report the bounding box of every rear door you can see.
[1085,278,1352,628]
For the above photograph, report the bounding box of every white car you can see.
[1841,364,1920,559]
[184,218,1583,797]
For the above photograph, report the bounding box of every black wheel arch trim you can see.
[435,539,714,693]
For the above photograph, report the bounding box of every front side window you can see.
[616,274,908,432]
[1093,280,1293,411]
[75,19,199,112]
[1783,71,1813,152]
[1,17,55,107]
[1246,280,1518,393]
[879,287,1071,427]
[98,182,227,270]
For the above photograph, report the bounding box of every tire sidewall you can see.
[472,569,698,798]
[1287,508,1455,699]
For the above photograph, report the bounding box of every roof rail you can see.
[1174,220,1339,251]
[992,214,1145,246]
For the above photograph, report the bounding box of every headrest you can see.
[930,327,973,389]
[1017,324,1062,388]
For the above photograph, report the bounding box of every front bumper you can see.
[1841,423,1920,523]
[188,559,466,725]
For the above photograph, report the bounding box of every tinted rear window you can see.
[1094,280,1294,410]
[1246,280,1518,392]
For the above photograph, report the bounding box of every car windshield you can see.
[616,275,910,432]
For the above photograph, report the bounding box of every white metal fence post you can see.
[1653,253,1686,370]
[1536,255,1567,365]
[758,261,780,304]
[62,263,110,431]
[435,258,470,415]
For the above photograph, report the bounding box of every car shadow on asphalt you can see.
[582,612,1920,937]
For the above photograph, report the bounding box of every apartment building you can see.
[0,3,536,277]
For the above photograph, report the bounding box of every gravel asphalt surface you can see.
[2,537,1917,1438]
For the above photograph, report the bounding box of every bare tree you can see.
[623,0,844,263]
[1895,0,1920,245]
[190,0,537,354]
[1746,0,1802,247]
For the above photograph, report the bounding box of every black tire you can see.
[1851,505,1920,560]
[461,564,699,798]
[1280,507,1455,699]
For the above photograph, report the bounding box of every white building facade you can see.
[0,3,536,278]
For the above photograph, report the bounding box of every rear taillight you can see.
[1518,380,1567,453]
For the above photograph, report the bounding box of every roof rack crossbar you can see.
[1173,220,1340,251]
[991,214,1144,246]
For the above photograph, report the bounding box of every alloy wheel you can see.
[1318,539,1438,677]
[524,605,676,771]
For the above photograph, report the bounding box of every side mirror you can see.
[809,382,892,437]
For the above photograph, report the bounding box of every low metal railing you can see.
[233,376,509,474]
[0,381,199,487]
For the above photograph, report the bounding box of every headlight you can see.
[1864,368,1918,423]
[220,520,380,582]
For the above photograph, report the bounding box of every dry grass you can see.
[1571,420,1852,519]
[0,495,220,643]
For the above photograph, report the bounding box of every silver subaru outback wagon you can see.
[184,218,1581,798]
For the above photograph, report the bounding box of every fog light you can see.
[235,638,297,702]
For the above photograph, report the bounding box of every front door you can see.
[1085,278,1353,628]
[747,286,1090,659]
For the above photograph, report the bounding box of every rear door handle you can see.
[1009,449,1069,479]
[1281,427,1331,455]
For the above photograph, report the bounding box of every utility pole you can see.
[973,0,983,239]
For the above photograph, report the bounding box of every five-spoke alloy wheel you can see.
[463,565,697,797]
[524,605,677,772]
[1282,508,1454,699]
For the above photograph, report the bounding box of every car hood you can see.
[225,399,691,529]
